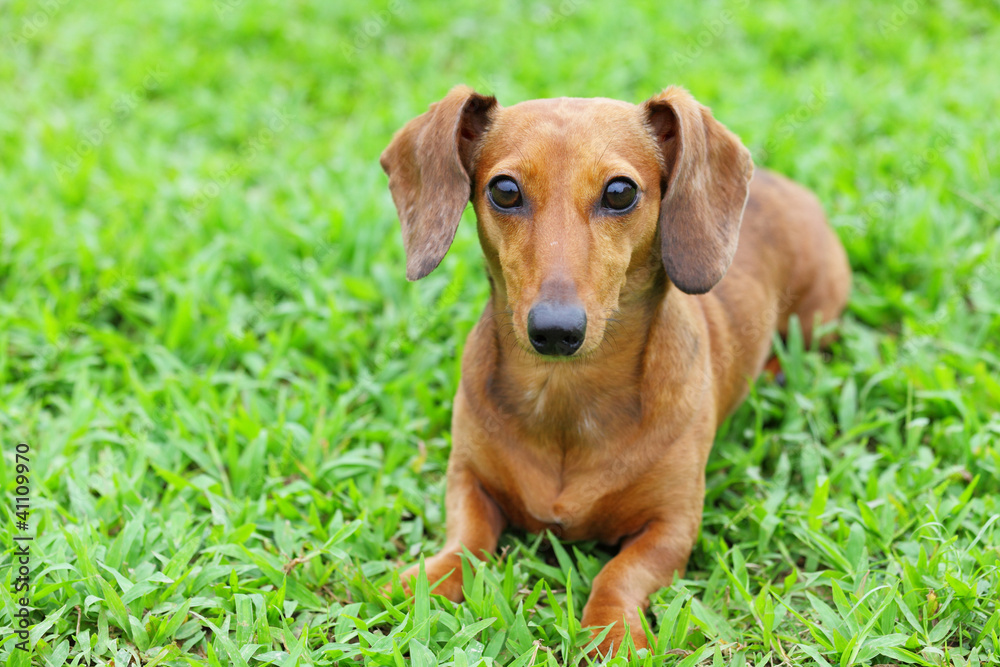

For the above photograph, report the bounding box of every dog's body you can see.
[381,86,850,655]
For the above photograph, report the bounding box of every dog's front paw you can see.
[386,554,465,602]
[582,604,649,658]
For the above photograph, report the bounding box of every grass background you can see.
[1,0,999,665]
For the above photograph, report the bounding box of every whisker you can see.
[605,330,620,354]
[502,329,517,347]
[598,337,611,356]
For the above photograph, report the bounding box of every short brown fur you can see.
[380,85,850,656]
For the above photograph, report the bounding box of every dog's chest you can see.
[524,484,595,536]
[482,449,631,543]
[468,360,651,543]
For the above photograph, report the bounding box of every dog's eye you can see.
[488,177,523,209]
[602,178,638,211]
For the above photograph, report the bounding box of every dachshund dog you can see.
[380,85,850,656]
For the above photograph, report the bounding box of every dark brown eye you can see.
[488,176,522,209]
[602,178,638,211]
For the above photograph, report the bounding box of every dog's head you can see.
[380,86,753,358]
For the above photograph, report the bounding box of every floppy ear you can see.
[380,85,498,281]
[642,87,753,295]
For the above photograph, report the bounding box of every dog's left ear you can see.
[381,85,498,281]
[642,87,753,294]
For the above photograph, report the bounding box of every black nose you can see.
[527,302,587,356]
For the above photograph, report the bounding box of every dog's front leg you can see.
[396,463,506,602]
[581,515,700,656]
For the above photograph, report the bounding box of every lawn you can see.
[1,1,999,665]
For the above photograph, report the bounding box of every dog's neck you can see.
[484,263,668,447]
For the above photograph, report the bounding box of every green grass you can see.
[1,0,999,665]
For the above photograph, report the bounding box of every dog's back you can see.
[700,169,851,418]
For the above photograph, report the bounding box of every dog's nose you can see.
[527,302,587,356]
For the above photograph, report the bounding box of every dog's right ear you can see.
[642,87,753,295]
[380,86,498,281]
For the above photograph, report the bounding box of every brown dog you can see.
[380,85,850,656]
